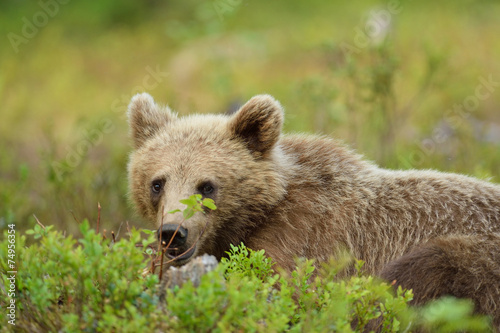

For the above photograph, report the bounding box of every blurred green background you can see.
[1,0,499,235]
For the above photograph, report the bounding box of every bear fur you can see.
[380,233,500,328]
[127,93,500,325]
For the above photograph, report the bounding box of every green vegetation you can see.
[0,226,491,332]
[0,197,493,332]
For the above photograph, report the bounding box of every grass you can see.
[1,0,499,234]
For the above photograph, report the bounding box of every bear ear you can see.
[229,94,284,158]
[127,93,177,149]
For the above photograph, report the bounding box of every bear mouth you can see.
[165,245,196,263]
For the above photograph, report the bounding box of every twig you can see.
[111,231,116,243]
[150,254,156,274]
[151,206,210,273]
[159,241,166,281]
[156,206,187,275]
[158,205,164,253]
[69,210,80,224]
[153,219,210,268]
[33,214,46,230]
[161,206,185,260]
[96,202,101,234]
[115,221,123,239]
[164,224,183,252]
[157,206,165,277]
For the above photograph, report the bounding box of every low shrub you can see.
[0,198,491,332]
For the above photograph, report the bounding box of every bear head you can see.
[127,93,288,265]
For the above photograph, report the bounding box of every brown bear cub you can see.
[127,93,500,325]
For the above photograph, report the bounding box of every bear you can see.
[127,93,500,326]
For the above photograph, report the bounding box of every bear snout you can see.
[158,224,196,262]
[158,224,188,246]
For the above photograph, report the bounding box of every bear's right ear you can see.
[127,93,177,149]
[229,94,284,158]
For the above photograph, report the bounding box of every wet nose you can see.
[158,224,188,248]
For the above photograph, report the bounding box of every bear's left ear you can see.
[229,94,284,158]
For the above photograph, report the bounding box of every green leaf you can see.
[202,198,217,210]
[179,196,197,208]
[183,208,195,220]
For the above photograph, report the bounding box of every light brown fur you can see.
[127,93,500,325]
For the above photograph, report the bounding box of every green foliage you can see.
[1,221,160,332]
[0,224,492,332]
[221,242,276,282]
[275,258,414,332]
[419,297,492,333]
[175,194,217,220]
[164,265,293,332]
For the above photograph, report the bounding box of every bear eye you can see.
[151,179,164,194]
[198,181,215,196]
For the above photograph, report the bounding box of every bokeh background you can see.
[1,0,499,235]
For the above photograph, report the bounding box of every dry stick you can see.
[158,205,164,253]
[96,202,101,234]
[155,208,187,272]
[159,241,166,281]
[158,206,186,277]
[69,210,80,224]
[162,208,186,254]
[111,231,116,243]
[160,206,185,251]
[163,223,183,252]
[115,221,123,239]
[33,214,46,229]
[150,252,156,275]
[154,219,210,268]
[157,205,165,277]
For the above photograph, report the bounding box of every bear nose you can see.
[158,224,188,248]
